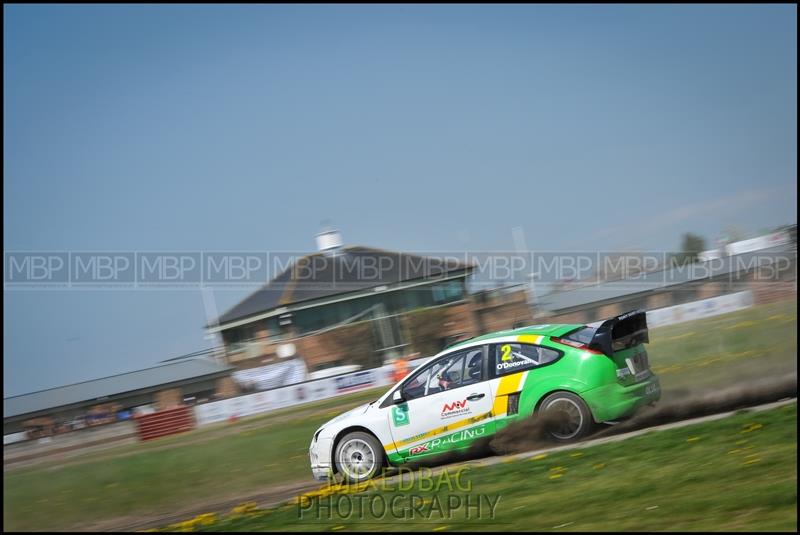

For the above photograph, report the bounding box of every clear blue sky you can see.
[4,4,796,395]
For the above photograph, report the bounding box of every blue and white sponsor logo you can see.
[334,371,375,393]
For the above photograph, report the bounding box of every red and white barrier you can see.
[135,405,194,441]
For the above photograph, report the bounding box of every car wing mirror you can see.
[392,390,405,404]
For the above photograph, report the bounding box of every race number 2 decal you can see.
[501,344,512,361]
[392,405,410,427]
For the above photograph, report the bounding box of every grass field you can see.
[176,403,798,532]
[3,299,797,532]
[646,299,797,393]
[3,387,388,531]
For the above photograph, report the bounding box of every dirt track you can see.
[68,479,321,533]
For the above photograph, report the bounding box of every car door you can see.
[386,345,495,460]
[486,340,564,427]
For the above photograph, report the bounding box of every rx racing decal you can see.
[406,425,487,456]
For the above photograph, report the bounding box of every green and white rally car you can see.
[309,310,660,482]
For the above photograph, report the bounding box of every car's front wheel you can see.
[334,431,385,483]
[539,392,596,442]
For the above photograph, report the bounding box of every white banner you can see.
[194,363,399,427]
[646,290,754,328]
[724,231,791,256]
[3,431,27,445]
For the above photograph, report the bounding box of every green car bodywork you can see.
[383,316,661,464]
[462,324,658,418]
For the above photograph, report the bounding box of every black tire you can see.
[334,431,385,483]
[539,392,596,442]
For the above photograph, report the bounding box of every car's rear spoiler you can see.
[587,309,649,357]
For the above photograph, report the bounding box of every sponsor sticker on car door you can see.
[392,404,410,426]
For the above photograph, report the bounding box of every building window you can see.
[432,281,463,304]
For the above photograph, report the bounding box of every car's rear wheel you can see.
[334,431,385,483]
[539,392,596,442]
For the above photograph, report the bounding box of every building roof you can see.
[215,246,473,326]
[3,358,233,420]
[538,246,795,313]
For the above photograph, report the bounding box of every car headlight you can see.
[313,428,323,443]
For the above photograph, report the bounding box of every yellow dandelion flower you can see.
[740,423,763,434]
[195,513,217,526]
[231,504,256,515]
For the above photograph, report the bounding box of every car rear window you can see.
[563,326,597,345]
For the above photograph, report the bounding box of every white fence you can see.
[646,290,753,328]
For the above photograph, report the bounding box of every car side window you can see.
[430,353,466,394]
[493,343,560,376]
[461,348,485,386]
[400,366,430,401]
[400,347,485,400]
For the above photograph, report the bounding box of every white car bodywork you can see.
[308,399,393,481]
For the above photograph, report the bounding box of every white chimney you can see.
[315,228,343,254]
